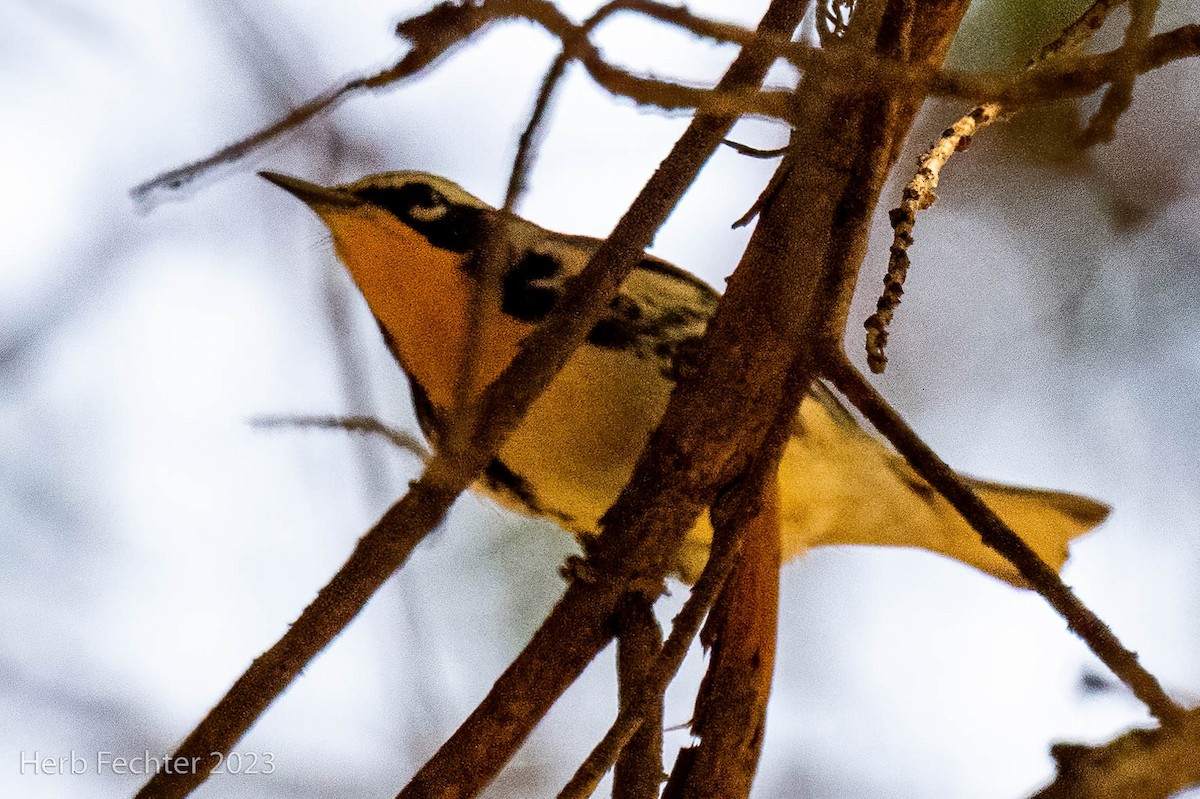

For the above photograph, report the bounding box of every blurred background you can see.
[3,0,1199,797]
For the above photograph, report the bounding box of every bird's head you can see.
[260,170,539,411]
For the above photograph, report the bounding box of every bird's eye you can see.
[355,183,448,224]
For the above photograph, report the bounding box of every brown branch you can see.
[132,0,1200,210]
[130,0,795,209]
[557,532,741,799]
[558,535,739,799]
[612,594,665,799]
[559,403,793,799]
[1031,708,1200,799]
[129,1,499,208]
[721,139,789,159]
[1036,0,1128,63]
[670,476,782,799]
[135,466,473,799]
[1079,0,1159,145]
[976,24,1200,106]
[823,353,1184,726]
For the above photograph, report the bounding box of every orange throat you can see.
[326,211,532,411]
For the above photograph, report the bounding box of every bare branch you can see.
[132,0,1200,211]
[130,1,499,208]
[974,24,1200,106]
[824,353,1184,726]
[1079,0,1160,145]
[864,103,998,373]
[559,414,790,799]
[1030,709,1200,799]
[556,509,743,799]
[668,476,781,799]
[865,0,1136,372]
[131,0,795,209]
[1036,0,1129,62]
[135,464,474,799]
[611,594,665,799]
[249,414,429,460]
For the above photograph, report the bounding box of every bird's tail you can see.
[775,389,1111,587]
[936,474,1110,587]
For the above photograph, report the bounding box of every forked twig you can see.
[558,424,787,799]
[131,0,796,209]
[864,0,1132,373]
[1080,0,1160,145]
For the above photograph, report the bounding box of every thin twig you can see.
[505,0,646,211]
[133,0,1200,210]
[824,352,1184,726]
[865,0,1133,373]
[721,139,789,159]
[864,103,998,373]
[249,414,429,460]
[130,1,499,208]
[1036,0,1129,62]
[1079,0,1160,145]
[722,136,791,229]
[445,215,506,460]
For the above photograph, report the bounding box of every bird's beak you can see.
[258,171,363,209]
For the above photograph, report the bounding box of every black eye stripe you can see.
[355,183,443,216]
[354,182,481,254]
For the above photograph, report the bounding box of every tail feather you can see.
[774,390,1111,587]
[954,477,1110,586]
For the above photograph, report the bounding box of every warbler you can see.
[260,170,1108,586]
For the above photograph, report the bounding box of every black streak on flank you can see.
[354,183,483,254]
[587,294,644,351]
[501,251,561,323]
[484,459,542,514]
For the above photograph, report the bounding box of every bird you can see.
[259,169,1109,588]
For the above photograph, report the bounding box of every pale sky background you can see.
[3,1,1199,798]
